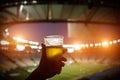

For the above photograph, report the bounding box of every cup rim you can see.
[45,35,64,38]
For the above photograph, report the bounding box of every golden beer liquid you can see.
[46,46,63,59]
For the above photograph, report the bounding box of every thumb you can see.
[39,43,47,66]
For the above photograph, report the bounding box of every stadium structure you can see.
[0,0,120,80]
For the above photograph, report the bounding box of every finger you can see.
[61,56,67,61]
[57,55,67,62]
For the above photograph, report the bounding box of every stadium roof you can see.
[0,0,120,25]
[0,1,120,80]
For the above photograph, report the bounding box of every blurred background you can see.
[0,0,120,80]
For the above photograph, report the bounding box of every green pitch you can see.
[48,63,111,80]
[5,63,112,80]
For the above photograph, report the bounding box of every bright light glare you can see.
[80,44,85,48]
[67,48,74,53]
[23,1,27,4]
[85,44,89,48]
[5,28,8,32]
[13,37,17,40]
[34,63,37,66]
[13,37,28,43]
[32,0,37,3]
[35,42,39,45]
[73,44,81,50]
[16,37,24,42]
[6,32,9,36]
[29,41,39,45]
[63,44,75,48]
[113,40,117,44]
[0,40,9,45]
[19,5,23,12]
[118,39,120,43]
[102,41,108,46]
[69,60,73,64]
[37,50,41,52]
[16,45,25,51]
[95,43,99,47]
[26,12,30,20]
[90,44,93,47]
[30,45,39,49]
[109,41,113,45]
[38,46,42,49]
[98,43,101,46]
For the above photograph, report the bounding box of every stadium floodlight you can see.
[16,45,25,51]
[13,37,17,40]
[118,39,120,43]
[80,44,85,48]
[97,43,102,46]
[26,12,30,20]
[90,44,94,47]
[32,0,37,3]
[13,36,26,43]
[113,40,117,44]
[23,1,27,4]
[30,45,39,49]
[6,32,9,36]
[95,43,99,47]
[0,40,9,45]
[69,60,73,64]
[5,28,8,32]
[35,42,39,45]
[73,44,81,50]
[109,41,113,45]
[67,48,74,53]
[102,41,109,47]
[14,37,28,43]
[85,44,89,48]
[14,37,24,42]
[37,50,41,52]
[34,63,37,67]
[38,46,42,49]
[19,5,24,13]
[24,40,28,43]
[29,41,34,44]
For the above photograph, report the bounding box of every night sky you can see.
[9,22,120,44]
[9,22,68,43]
